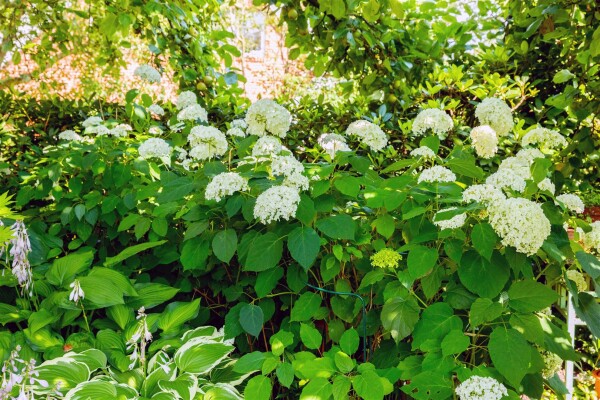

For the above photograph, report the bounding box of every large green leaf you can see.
[287,226,321,270]
[315,214,356,240]
[46,250,94,286]
[88,267,137,296]
[254,267,284,298]
[104,240,166,267]
[300,323,323,350]
[244,375,272,400]
[300,377,333,399]
[158,373,198,400]
[157,176,195,203]
[469,298,504,326]
[37,359,90,393]
[244,232,283,272]
[239,303,264,337]
[381,296,420,343]
[353,371,384,400]
[126,283,179,309]
[572,292,600,338]
[79,276,125,309]
[489,327,531,388]
[507,280,558,313]
[180,236,210,271]
[212,229,237,263]
[64,380,116,400]
[471,223,497,260]
[158,299,201,333]
[174,340,234,374]
[407,245,438,279]
[458,251,509,298]
[411,303,462,351]
[290,292,322,322]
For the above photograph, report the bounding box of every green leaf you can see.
[239,304,264,337]
[445,158,484,179]
[407,245,438,279]
[181,236,210,271]
[212,229,237,263]
[174,340,234,374]
[37,359,90,392]
[552,69,575,84]
[64,380,117,399]
[572,292,600,338]
[470,298,504,326]
[458,251,509,298]
[106,305,133,330]
[276,362,295,388]
[157,177,194,203]
[373,215,395,239]
[339,328,359,355]
[233,351,265,373]
[316,214,356,240]
[300,377,333,400]
[441,330,469,356]
[158,299,201,332]
[245,232,283,272]
[151,218,168,237]
[244,375,272,400]
[104,240,166,267]
[334,351,354,373]
[134,217,151,239]
[334,176,361,197]
[471,223,497,260]
[126,283,179,309]
[290,292,322,322]
[270,330,295,356]
[300,323,322,350]
[412,303,462,351]
[255,267,284,298]
[489,327,531,388]
[288,226,321,270]
[88,268,137,296]
[79,276,125,309]
[508,280,558,313]
[358,269,386,291]
[381,296,420,343]
[576,251,600,280]
[333,375,351,400]
[401,371,454,399]
[65,349,107,372]
[509,313,544,344]
[353,370,384,400]
[46,250,94,286]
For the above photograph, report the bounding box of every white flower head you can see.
[462,184,506,205]
[283,173,310,191]
[555,193,584,214]
[176,91,197,110]
[418,166,456,183]
[69,280,85,303]
[205,172,249,202]
[187,126,228,161]
[410,146,436,160]
[522,127,567,150]
[412,108,454,139]
[177,104,208,122]
[565,270,587,292]
[583,221,600,251]
[227,127,246,137]
[254,186,301,224]
[433,207,466,230]
[455,376,508,400]
[82,116,103,128]
[486,169,526,193]
[252,136,282,157]
[149,126,163,135]
[271,155,304,177]
[110,123,132,138]
[148,104,165,116]
[318,133,351,158]
[245,99,292,138]
[345,120,388,151]
[138,138,172,159]
[498,156,530,180]
[469,125,498,158]
[231,118,248,130]
[58,130,83,142]
[488,197,551,255]
[516,148,545,164]
[475,98,514,137]
[9,221,32,294]
[537,178,555,194]
[134,64,162,83]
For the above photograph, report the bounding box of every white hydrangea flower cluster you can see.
[82,116,103,128]
[412,108,454,139]
[469,125,498,158]
[227,127,246,137]
[583,222,600,251]
[188,126,228,161]
[252,136,282,157]
[455,376,508,400]
[271,155,309,190]
[565,270,587,292]
[232,119,248,129]
[410,146,436,159]
[537,178,556,194]
[205,172,249,202]
[318,133,351,158]
[9,220,33,295]
[541,351,563,379]
[487,197,551,255]
[254,185,301,224]
[58,130,83,142]
[245,99,292,138]
[110,123,133,138]
[433,208,467,230]
[475,98,514,137]
[134,64,161,83]
[498,156,530,180]
[486,169,526,193]
[148,104,165,116]
[176,91,197,110]
[516,148,545,163]
[89,125,110,136]
[522,127,567,150]
[555,193,585,214]
[177,103,208,122]
[138,138,172,159]
[462,184,506,205]
[345,120,388,151]
[418,166,456,183]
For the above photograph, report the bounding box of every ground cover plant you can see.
[1,61,600,399]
